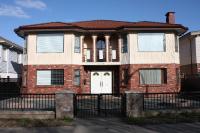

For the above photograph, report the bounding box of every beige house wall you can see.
[195,36,200,63]
[129,33,179,64]
[27,33,179,65]
[27,34,81,65]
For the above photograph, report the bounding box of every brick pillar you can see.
[125,91,144,118]
[55,90,74,119]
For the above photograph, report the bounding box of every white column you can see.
[80,36,85,62]
[92,35,97,62]
[105,35,110,62]
[118,35,122,62]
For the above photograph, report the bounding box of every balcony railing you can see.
[83,48,93,62]
[83,48,119,63]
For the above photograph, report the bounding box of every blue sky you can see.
[0,0,200,46]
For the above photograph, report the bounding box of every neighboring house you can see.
[15,12,187,94]
[0,36,23,79]
[180,31,200,76]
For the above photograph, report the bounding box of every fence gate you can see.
[74,94,126,118]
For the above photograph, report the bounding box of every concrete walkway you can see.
[0,118,199,133]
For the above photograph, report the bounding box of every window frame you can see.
[74,35,81,53]
[175,35,179,52]
[122,34,128,53]
[36,33,64,53]
[74,69,81,86]
[36,69,64,86]
[137,33,166,52]
[139,68,167,85]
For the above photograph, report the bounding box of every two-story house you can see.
[179,30,200,76]
[0,36,23,80]
[15,12,187,94]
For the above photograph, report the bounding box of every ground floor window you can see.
[74,69,81,86]
[36,69,64,85]
[139,69,167,85]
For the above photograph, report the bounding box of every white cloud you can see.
[0,4,30,18]
[15,0,46,10]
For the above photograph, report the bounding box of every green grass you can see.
[0,118,73,127]
[126,112,200,125]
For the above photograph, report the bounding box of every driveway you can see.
[0,118,199,133]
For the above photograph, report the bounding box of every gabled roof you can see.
[0,36,23,52]
[15,20,188,38]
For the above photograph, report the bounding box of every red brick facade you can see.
[22,65,85,93]
[120,64,180,93]
[22,64,180,94]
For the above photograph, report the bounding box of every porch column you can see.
[81,36,85,62]
[118,35,122,62]
[92,35,97,62]
[105,35,110,62]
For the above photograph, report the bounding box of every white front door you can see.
[91,71,112,94]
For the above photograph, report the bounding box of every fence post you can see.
[125,91,144,118]
[55,90,74,119]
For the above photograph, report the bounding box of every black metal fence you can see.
[0,78,21,93]
[143,92,200,110]
[0,93,55,111]
[74,94,126,117]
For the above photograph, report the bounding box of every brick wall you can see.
[22,65,86,94]
[23,64,180,94]
[120,64,180,93]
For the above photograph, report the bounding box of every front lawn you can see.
[126,112,200,125]
[0,117,73,127]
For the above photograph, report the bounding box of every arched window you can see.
[97,39,106,49]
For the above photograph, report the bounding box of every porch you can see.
[81,34,122,64]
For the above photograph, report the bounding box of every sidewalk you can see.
[0,118,199,133]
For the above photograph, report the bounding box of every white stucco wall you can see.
[129,33,179,64]
[27,33,179,65]
[195,36,200,63]
[27,34,77,65]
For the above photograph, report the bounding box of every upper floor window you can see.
[37,34,64,53]
[74,35,80,53]
[138,33,165,52]
[122,34,128,53]
[175,35,179,52]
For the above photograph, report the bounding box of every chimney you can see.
[165,12,175,24]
